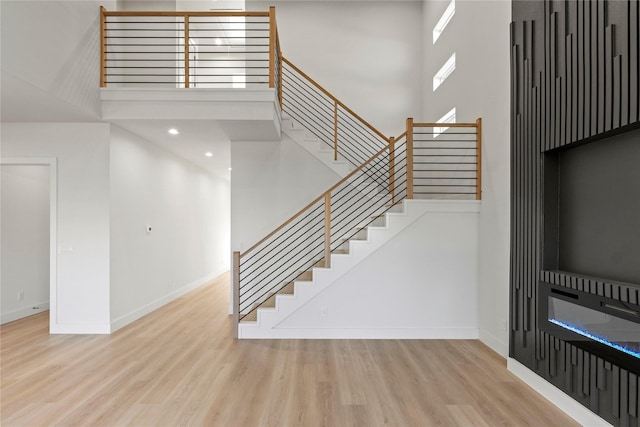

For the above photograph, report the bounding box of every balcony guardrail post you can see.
[324,193,332,268]
[269,6,276,88]
[476,117,482,200]
[100,6,106,88]
[184,15,190,88]
[278,36,283,108]
[406,118,414,199]
[333,101,339,161]
[233,251,240,338]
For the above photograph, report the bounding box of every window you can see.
[433,0,455,44]
[433,52,456,91]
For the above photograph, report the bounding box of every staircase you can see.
[233,57,482,339]
[238,199,437,338]
[98,6,483,340]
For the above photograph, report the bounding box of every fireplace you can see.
[539,281,640,374]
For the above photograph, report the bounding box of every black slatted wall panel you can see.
[511,1,640,425]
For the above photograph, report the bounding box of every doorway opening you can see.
[1,159,57,329]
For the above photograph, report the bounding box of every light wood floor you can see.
[1,274,579,427]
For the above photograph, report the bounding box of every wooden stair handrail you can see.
[282,57,390,144]
[102,10,270,17]
[412,122,478,128]
[241,141,395,258]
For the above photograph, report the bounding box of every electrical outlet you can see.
[320,306,328,317]
[501,319,508,331]
[18,291,24,301]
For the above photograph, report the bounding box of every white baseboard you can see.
[1,302,50,325]
[111,270,227,333]
[50,322,111,334]
[507,358,612,427]
[239,327,479,339]
[478,328,508,359]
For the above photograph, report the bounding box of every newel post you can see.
[406,118,414,199]
[268,6,276,88]
[475,117,482,200]
[232,251,240,338]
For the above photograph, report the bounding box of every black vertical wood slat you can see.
[583,350,590,396]
[622,370,629,421]
[621,286,629,303]
[597,0,606,134]
[614,365,621,418]
[551,11,558,147]
[568,343,575,393]
[630,373,638,418]
[566,33,574,144]
[621,1,630,127]
[605,25,614,132]
[591,1,600,137]
[577,348,585,396]
[577,0,585,141]
[522,68,528,334]
[598,358,607,390]
[583,0,592,140]
[591,355,599,412]
[546,332,552,373]
[517,109,524,336]
[598,281,605,297]
[557,76,563,147]
[572,30,578,143]
[630,0,639,123]
[612,55,629,129]
[509,21,518,345]
[558,1,567,148]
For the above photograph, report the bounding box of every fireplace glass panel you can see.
[548,296,640,359]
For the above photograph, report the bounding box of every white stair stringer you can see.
[238,199,436,339]
[281,115,352,177]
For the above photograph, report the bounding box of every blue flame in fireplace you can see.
[550,318,640,359]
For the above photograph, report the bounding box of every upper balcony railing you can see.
[100,6,281,102]
[100,6,482,202]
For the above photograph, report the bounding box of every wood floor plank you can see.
[1,273,580,426]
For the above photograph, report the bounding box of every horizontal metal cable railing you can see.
[100,7,281,92]
[234,134,408,324]
[407,118,482,200]
[232,119,481,336]
[282,58,390,170]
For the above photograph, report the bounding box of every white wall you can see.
[231,134,341,253]
[0,0,116,121]
[1,123,112,333]
[247,0,423,137]
[275,205,479,338]
[423,0,511,356]
[1,165,50,323]
[109,125,230,330]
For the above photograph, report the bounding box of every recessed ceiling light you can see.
[205,152,213,157]
[228,167,232,171]
[168,128,179,135]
